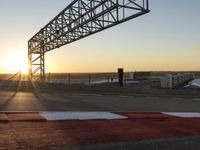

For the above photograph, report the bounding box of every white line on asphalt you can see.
[193,99,200,101]
[145,97,160,99]
[77,94,103,97]
[119,96,132,98]
[170,98,183,100]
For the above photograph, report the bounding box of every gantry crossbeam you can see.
[28,0,149,82]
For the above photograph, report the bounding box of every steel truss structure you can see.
[28,0,149,82]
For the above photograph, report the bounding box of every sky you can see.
[0,0,200,73]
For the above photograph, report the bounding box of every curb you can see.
[0,113,47,122]
[0,114,8,123]
[1,112,200,123]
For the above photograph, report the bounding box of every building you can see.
[160,73,194,88]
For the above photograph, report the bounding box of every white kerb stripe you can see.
[39,112,127,121]
[162,112,200,118]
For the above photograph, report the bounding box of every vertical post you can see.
[40,28,45,82]
[28,41,32,81]
[118,68,124,87]
[147,0,149,10]
[28,54,32,81]
[143,0,144,8]
[68,73,71,85]
[123,0,125,18]
[40,46,45,82]
[116,0,119,22]
[19,70,21,81]
[89,74,91,85]
[48,72,51,82]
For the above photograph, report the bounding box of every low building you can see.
[147,77,161,88]
[126,72,194,89]
[160,73,194,88]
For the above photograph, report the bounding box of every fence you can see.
[46,73,131,85]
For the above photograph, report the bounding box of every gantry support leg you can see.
[28,53,32,81]
[28,41,32,81]
[28,46,45,82]
[40,46,45,82]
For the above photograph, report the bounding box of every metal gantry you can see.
[28,0,150,82]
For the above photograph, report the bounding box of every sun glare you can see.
[4,50,28,74]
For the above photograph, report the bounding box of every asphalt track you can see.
[1,90,200,150]
[0,91,200,111]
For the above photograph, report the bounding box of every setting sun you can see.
[3,50,28,74]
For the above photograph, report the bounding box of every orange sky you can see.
[0,0,200,74]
